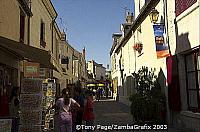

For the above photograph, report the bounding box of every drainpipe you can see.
[27,17,30,45]
[52,17,56,54]
[27,0,32,45]
[163,0,171,126]
[119,50,124,101]
[51,16,57,79]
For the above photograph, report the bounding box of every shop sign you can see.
[24,62,40,77]
[61,56,69,64]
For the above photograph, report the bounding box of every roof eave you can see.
[115,0,160,53]
[18,0,33,16]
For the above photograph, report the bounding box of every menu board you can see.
[20,111,41,124]
[20,78,43,132]
[21,79,43,93]
[20,93,42,110]
[0,119,12,132]
[19,125,41,132]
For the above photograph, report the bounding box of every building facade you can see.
[0,0,89,120]
[87,60,106,81]
[167,0,200,131]
[0,0,32,117]
[110,0,200,131]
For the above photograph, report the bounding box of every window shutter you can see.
[167,55,182,111]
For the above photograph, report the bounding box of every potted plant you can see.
[133,42,143,54]
[129,66,166,124]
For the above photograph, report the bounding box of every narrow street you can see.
[0,0,199,131]
[93,99,193,132]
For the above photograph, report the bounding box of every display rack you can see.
[19,78,56,132]
[41,79,56,131]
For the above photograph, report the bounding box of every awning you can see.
[97,83,104,87]
[87,84,96,87]
[0,36,61,72]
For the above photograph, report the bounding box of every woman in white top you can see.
[56,88,80,132]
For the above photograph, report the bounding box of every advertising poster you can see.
[153,24,170,59]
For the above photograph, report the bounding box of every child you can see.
[83,91,95,132]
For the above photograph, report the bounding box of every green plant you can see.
[129,66,166,123]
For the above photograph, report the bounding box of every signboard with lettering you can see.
[24,62,40,77]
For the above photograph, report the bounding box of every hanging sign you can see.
[153,24,170,59]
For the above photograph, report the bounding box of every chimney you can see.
[107,64,109,69]
[126,12,134,23]
[61,30,67,41]
[82,47,86,59]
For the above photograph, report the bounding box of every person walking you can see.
[74,88,84,132]
[96,88,100,101]
[9,86,20,132]
[56,88,80,132]
[83,91,95,132]
[9,86,20,117]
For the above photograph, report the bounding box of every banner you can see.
[153,24,170,59]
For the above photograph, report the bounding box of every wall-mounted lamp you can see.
[149,8,159,23]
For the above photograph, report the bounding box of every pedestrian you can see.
[56,88,80,132]
[9,86,20,132]
[9,86,20,117]
[96,88,100,101]
[74,87,85,132]
[83,91,95,132]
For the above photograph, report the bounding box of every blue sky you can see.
[51,0,134,68]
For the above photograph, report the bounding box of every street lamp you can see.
[149,8,159,23]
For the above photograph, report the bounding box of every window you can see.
[40,21,46,47]
[20,11,25,42]
[55,39,59,60]
[185,50,200,112]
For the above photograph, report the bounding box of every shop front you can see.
[0,47,20,132]
[0,36,61,131]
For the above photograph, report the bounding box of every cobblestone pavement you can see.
[93,99,193,132]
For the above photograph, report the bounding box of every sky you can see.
[51,0,134,68]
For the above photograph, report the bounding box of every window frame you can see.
[184,49,200,112]
[40,21,46,48]
[20,9,25,43]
